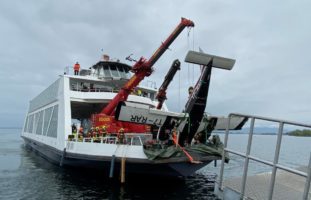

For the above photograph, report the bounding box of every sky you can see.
[0,0,310,128]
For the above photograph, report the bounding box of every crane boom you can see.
[156,59,181,109]
[102,18,194,116]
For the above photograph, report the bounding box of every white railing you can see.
[217,113,311,200]
[140,80,157,89]
[71,86,115,93]
[68,133,152,146]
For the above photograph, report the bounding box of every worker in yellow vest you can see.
[117,128,125,144]
[101,126,107,137]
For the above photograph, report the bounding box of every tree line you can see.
[287,129,311,137]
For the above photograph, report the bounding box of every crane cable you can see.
[178,64,181,111]
[179,27,194,112]
[187,27,196,86]
[187,28,191,87]
[192,28,195,85]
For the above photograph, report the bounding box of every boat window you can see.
[110,65,120,77]
[98,67,104,77]
[23,116,29,132]
[47,105,58,138]
[43,107,53,136]
[103,66,111,77]
[33,113,39,134]
[149,92,155,100]
[27,114,34,133]
[131,137,142,146]
[117,66,128,79]
[36,111,44,135]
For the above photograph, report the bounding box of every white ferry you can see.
[21,18,245,178]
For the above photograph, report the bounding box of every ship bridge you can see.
[66,60,157,100]
[89,61,132,80]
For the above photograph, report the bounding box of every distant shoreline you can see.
[287,129,311,137]
[213,132,309,136]
[0,127,22,129]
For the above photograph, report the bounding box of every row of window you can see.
[23,105,59,138]
[97,65,129,79]
[28,79,59,113]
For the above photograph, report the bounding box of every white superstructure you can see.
[21,61,161,161]
[21,59,223,177]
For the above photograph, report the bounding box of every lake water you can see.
[200,133,311,179]
[0,129,310,199]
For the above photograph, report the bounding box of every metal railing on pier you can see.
[217,113,311,200]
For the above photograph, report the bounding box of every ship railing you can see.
[70,84,153,95]
[69,79,156,99]
[216,113,311,200]
[64,66,93,76]
[70,84,116,93]
[140,80,157,89]
[63,66,73,75]
[125,133,153,146]
[68,136,118,144]
[68,133,152,146]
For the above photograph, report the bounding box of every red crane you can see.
[93,18,194,133]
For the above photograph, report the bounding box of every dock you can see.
[214,113,311,200]
[223,166,309,200]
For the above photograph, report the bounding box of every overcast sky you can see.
[0,0,310,128]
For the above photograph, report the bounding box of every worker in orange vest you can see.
[172,129,177,144]
[74,62,80,75]
[79,126,84,135]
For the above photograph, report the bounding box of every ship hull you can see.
[22,136,213,177]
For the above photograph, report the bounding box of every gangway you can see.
[215,113,311,200]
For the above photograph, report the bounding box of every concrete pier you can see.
[222,167,310,200]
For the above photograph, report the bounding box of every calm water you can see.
[0,129,218,200]
[199,133,311,179]
[0,129,310,199]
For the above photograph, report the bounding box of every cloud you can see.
[0,0,310,127]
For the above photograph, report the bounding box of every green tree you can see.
[287,129,311,137]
